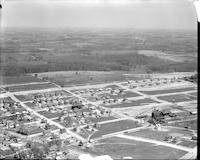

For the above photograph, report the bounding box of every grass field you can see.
[6,83,58,92]
[103,98,159,108]
[157,94,196,103]
[82,137,187,159]
[90,119,141,139]
[0,75,46,85]
[139,87,196,95]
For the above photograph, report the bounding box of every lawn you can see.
[6,83,58,92]
[0,75,46,85]
[139,87,196,95]
[157,94,197,103]
[90,119,141,139]
[82,137,187,159]
[103,98,159,108]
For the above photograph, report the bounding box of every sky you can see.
[0,0,197,30]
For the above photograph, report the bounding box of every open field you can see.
[5,83,58,92]
[90,119,141,139]
[103,98,159,108]
[14,90,72,102]
[0,75,46,85]
[86,116,117,123]
[139,87,196,95]
[14,94,34,102]
[126,127,196,148]
[37,110,60,119]
[82,137,187,159]
[157,94,196,103]
[38,71,142,87]
[165,119,197,130]
[102,91,141,99]
[187,92,197,97]
[137,50,196,63]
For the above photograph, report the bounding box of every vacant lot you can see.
[103,98,159,108]
[157,94,196,103]
[103,91,141,99]
[87,116,116,123]
[82,137,187,159]
[139,87,196,95]
[38,110,60,119]
[6,83,58,92]
[0,75,46,85]
[90,119,141,139]
[14,94,33,102]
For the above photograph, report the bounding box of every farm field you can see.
[82,137,187,159]
[139,87,196,95]
[0,75,46,85]
[90,119,141,139]
[5,83,58,92]
[157,94,196,103]
[103,98,159,108]
[125,127,196,148]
